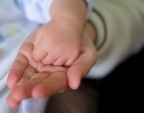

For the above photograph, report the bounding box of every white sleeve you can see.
[85,0,92,18]
[88,0,144,78]
[15,0,92,23]
[15,0,53,24]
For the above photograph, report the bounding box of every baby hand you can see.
[32,20,81,66]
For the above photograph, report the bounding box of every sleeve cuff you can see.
[15,0,53,24]
[85,0,92,19]
[88,9,107,50]
[41,0,53,23]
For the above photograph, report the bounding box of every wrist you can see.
[84,21,97,43]
[50,0,87,31]
[51,0,87,16]
[49,17,82,40]
[52,15,84,34]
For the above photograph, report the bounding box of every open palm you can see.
[6,31,96,107]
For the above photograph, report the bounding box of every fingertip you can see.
[6,94,20,108]
[32,50,41,61]
[67,67,81,90]
[69,78,80,90]
[32,90,40,98]
[7,79,17,89]
[32,86,46,98]
[65,58,74,67]
[7,82,15,89]
[7,99,20,108]
[53,58,65,66]
[32,48,47,61]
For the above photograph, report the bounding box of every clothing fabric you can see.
[15,0,92,23]
[88,0,144,78]
[15,0,53,23]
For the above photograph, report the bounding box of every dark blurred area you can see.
[45,48,144,113]
[97,48,144,113]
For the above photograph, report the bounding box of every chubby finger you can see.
[53,57,66,66]
[32,41,48,61]
[38,65,67,73]
[42,54,58,65]
[26,31,47,61]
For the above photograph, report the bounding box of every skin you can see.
[6,21,97,107]
[32,0,87,66]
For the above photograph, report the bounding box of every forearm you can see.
[50,0,87,32]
